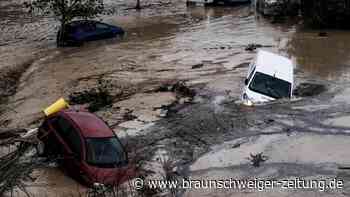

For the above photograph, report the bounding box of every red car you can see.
[38,109,136,186]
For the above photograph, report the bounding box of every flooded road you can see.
[2,3,296,127]
[2,0,350,196]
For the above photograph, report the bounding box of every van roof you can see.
[255,50,293,83]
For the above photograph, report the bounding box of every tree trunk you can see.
[57,2,67,47]
[57,22,66,47]
[136,0,141,10]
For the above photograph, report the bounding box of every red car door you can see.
[50,116,84,177]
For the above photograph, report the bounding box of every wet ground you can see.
[2,0,350,196]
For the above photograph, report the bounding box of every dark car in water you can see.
[57,20,125,46]
[37,109,136,186]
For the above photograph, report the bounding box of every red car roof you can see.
[62,110,114,138]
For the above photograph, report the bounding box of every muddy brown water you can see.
[3,0,350,196]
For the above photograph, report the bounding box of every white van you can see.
[242,50,294,105]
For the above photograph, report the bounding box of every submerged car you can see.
[186,0,214,5]
[242,50,294,104]
[218,0,251,4]
[37,109,135,186]
[187,0,250,6]
[57,20,125,46]
[255,0,299,16]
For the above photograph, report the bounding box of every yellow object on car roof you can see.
[43,98,69,116]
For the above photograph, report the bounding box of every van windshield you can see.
[249,72,291,99]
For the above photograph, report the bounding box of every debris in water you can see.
[0,132,38,196]
[232,143,241,149]
[293,83,326,97]
[256,0,299,16]
[232,62,249,70]
[0,119,11,127]
[123,109,137,121]
[157,81,195,99]
[0,128,26,140]
[69,79,114,112]
[245,43,273,51]
[245,43,263,51]
[172,81,195,98]
[264,119,274,124]
[248,152,268,167]
[191,63,204,69]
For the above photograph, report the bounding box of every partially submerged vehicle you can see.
[186,0,250,6]
[255,0,300,16]
[57,20,125,46]
[186,0,214,6]
[242,50,294,105]
[37,109,136,186]
[219,0,251,5]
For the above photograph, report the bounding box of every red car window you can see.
[52,117,83,159]
[86,137,127,167]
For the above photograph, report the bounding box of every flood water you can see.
[2,0,350,196]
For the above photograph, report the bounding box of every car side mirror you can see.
[244,79,249,85]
